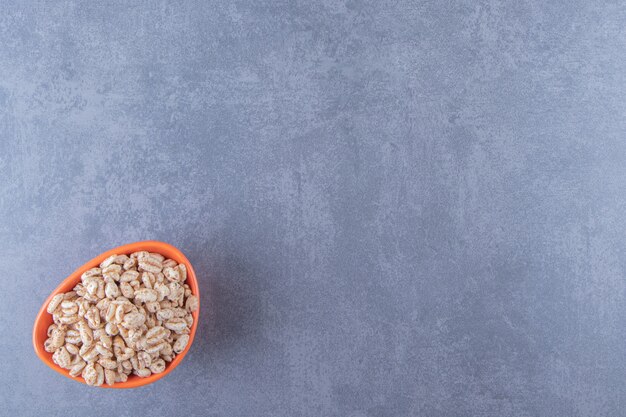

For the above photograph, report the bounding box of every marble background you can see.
[1,1,625,416]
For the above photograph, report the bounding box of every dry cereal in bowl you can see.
[33,241,200,388]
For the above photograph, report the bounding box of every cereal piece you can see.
[144,341,168,354]
[149,253,165,262]
[154,282,170,301]
[65,329,81,344]
[103,270,121,283]
[117,325,130,339]
[105,280,120,298]
[162,259,177,268]
[74,283,86,297]
[163,267,180,283]
[166,283,181,303]
[123,257,137,271]
[121,359,133,371]
[173,334,190,354]
[66,343,79,356]
[44,339,58,353]
[160,342,173,356]
[112,254,129,264]
[57,315,80,325]
[138,255,163,274]
[85,279,98,296]
[96,298,110,314]
[85,306,101,329]
[114,304,126,323]
[119,282,134,298]
[130,355,141,370]
[81,268,102,281]
[145,315,158,329]
[102,264,122,275]
[100,255,118,269]
[98,358,117,370]
[97,280,106,299]
[117,347,135,362]
[77,321,94,347]
[105,322,119,336]
[104,369,116,386]
[93,328,105,339]
[63,291,77,300]
[100,334,112,349]
[49,327,66,347]
[126,327,144,346]
[112,335,125,353]
[60,300,77,315]
[123,312,146,328]
[145,301,160,313]
[156,309,174,321]
[185,295,199,312]
[94,363,105,386]
[178,264,187,283]
[145,326,168,345]
[134,368,151,378]
[149,358,166,374]
[80,343,99,363]
[137,351,152,368]
[77,298,91,317]
[47,294,64,314]
[164,318,188,334]
[141,272,155,289]
[134,288,158,303]
[120,270,140,282]
[69,360,86,377]
[53,346,72,369]
[104,303,116,322]
[95,342,113,358]
[47,324,57,337]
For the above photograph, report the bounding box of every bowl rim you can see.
[32,240,200,389]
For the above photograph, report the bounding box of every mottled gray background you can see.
[1,1,625,416]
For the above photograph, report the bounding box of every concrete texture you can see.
[1,1,625,416]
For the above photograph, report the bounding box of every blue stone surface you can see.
[1,1,625,416]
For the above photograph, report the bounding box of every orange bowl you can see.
[32,241,200,388]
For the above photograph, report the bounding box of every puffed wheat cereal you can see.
[44,251,197,386]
